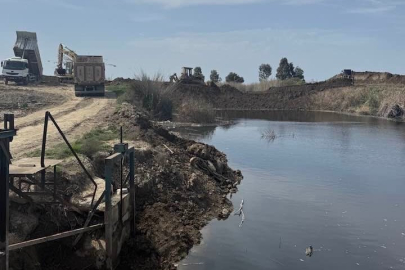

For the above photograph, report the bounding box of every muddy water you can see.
[176,111,405,270]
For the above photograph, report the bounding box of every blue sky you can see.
[0,0,404,82]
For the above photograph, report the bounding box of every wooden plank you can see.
[10,158,62,176]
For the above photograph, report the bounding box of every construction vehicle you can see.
[341,69,353,79]
[54,44,105,96]
[1,31,43,85]
[180,67,205,84]
[54,44,76,83]
[169,67,205,85]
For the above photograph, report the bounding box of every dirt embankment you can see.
[108,104,243,269]
[164,73,405,120]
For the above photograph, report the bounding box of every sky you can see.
[0,0,404,83]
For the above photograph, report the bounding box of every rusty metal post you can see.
[0,144,10,270]
[104,156,114,270]
[0,114,17,270]
[40,112,49,189]
[129,149,135,237]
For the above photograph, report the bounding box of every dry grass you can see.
[122,71,173,121]
[176,98,216,123]
[222,78,306,92]
[310,84,405,116]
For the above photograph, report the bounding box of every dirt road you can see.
[3,83,115,158]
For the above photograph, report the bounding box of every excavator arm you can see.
[55,43,77,76]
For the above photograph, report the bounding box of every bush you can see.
[122,71,173,121]
[80,137,104,158]
[367,87,380,114]
[226,72,244,83]
[177,98,216,123]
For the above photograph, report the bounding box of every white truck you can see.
[1,31,43,85]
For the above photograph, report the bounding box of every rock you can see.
[134,147,153,163]
[207,161,216,173]
[387,104,404,119]
[188,173,198,188]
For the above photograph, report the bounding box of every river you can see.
[174,111,405,270]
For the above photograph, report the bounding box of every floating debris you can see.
[261,129,277,142]
[305,246,313,257]
[181,262,204,266]
[300,259,305,262]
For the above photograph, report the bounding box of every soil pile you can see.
[352,71,405,84]
[108,103,243,269]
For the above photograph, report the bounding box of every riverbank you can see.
[162,75,405,122]
[108,104,243,269]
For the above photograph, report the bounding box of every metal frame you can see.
[0,112,136,270]
[41,111,98,207]
[104,130,135,269]
[0,114,17,270]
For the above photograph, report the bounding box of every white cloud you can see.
[125,0,325,8]
[130,13,165,22]
[347,0,402,14]
[348,6,395,14]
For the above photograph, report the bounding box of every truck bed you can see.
[13,31,43,78]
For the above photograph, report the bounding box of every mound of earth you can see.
[108,103,243,269]
[0,84,66,118]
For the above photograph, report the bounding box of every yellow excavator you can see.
[54,43,76,83]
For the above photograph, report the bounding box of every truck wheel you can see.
[23,76,29,85]
[4,79,8,85]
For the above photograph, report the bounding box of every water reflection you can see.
[177,111,405,270]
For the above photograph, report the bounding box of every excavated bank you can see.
[107,104,243,269]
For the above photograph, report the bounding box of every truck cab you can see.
[1,57,31,85]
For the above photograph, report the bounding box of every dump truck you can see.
[54,44,105,96]
[1,31,43,85]
[73,55,105,96]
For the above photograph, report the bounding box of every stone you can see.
[387,104,404,119]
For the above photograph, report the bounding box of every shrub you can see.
[80,137,103,158]
[226,72,244,83]
[122,71,173,121]
[367,87,380,114]
[177,98,216,123]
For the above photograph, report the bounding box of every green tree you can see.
[193,66,205,81]
[294,66,304,80]
[210,70,222,83]
[259,64,272,81]
[276,58,292,80]
[225,72,244,83]
[289,62,295,77]
[194,67,203,77]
